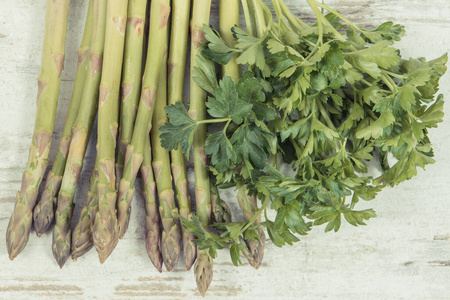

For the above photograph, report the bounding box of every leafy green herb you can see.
[161,0,447,265]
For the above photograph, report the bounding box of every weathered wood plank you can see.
[0,0,449,299]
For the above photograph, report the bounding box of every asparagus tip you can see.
[183,232,197,271]
[161,225,181,271]
[6,211,32,261]
[52,225,71,269]
[96,233,119,264]
[33,195,56,236]
[145,218,164,272]
[246,228,266,269]
[194,251,213,297]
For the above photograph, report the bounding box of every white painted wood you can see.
[1,0,450,299]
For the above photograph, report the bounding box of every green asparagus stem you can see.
[116,0,148,181]
[71,156,99,261]
[152,29,181,271]
[113,0,148,237]
[190,0,213,296]
[218,0,238,225]
[219,0,240,81]
[168,0,196,271]
[52,0,107,268]
[33,2,93,237]
[116,0,171,239]
[92,0,129,263]
[219,1,266,269]
[6,0,71,260]
[141,136,163,272]
[237,187,265,269]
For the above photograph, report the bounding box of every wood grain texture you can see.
[1,0,450,299]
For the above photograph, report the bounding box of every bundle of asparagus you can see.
[6,0,447,297]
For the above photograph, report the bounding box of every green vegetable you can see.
[168,0,196,271]
[161,0,447,266]
[151,25,181,272]
[190,0,214,296]
[141,135,163,272]
[116,0,171,240]
[52,0,107,268]
[71,157,99,261]
[33,2,93,237]
[7,0,447,296]
[6,0,71,261]
[92,0,128,264]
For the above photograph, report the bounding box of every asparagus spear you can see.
[141,136,163,272]
[190,0,213,296]
[217,0,238,226]
[116,0,171,239]
[92,0,129,263]
[219,0,240,81]
[71,156,99,260]
[237,187,265,269]
[168,0,196,271]
[116,0,148,181]
[33,3,93,237]
[219,1,266,269]
[151,29,181,271]
[194,251,213,297]
[52,0,107,268]
[6,0,71,260]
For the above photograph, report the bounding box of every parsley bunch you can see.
[160,0,447,265]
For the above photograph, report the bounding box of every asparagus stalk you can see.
[52,0,107,268]
[71,156,99,260]
[219,0,240,81]
[114,0,148,235]
[190,0,213,296]
[92,0,129,263]
[141,136,163,272]
[33,3,93,237]
[168,0,196,271]
[6,0,70,260]
[116,0,171,239]
[116,0,148,181]
[151,30,181,271]
[237,187,265,269]
[220,1,266,269]
[218,0,238,225]
[194,251,213,297]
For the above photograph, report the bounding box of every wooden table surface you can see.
[0,0,449,299]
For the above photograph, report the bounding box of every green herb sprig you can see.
[161,0,447,265]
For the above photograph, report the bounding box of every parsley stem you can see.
[222,119,232,133]
[361,78,374,87]
[381,73,397,93]
[312,0,363,33]
[197,117,231,125]
[278,0,309,30]
[305,0,324,59]
[241,0,254,35]
[289,137,303,157]
[252,0,266,37]
[316,100,337,130]
[240,196,269,234]
[367,109,378,120]
[383,69,407,79]
[272,0,288,32]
